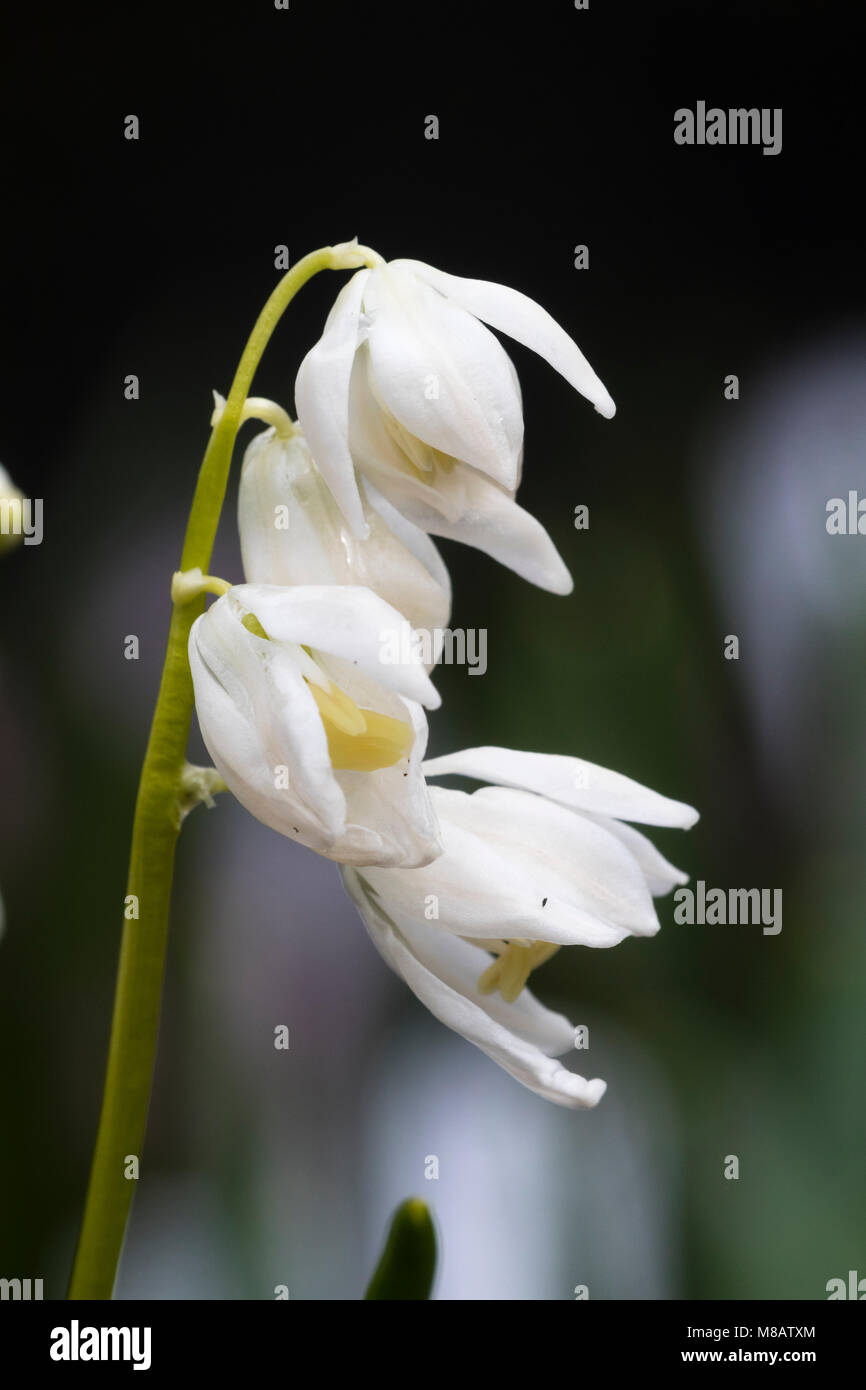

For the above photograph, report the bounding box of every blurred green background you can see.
[1,1,864,1298]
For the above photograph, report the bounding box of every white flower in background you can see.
[295,258,615,594]
[0,464,24,554]
[188,584,443,867]
[237,419,452,647]
[0,462,20,938]
[342,746,698,1107]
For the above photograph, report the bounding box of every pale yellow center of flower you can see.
[242,613,411,773]
[470,938,561,1003]
[380,407,457,483]
[306,678,412,772]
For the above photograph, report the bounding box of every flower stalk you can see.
[68,244,358,1299]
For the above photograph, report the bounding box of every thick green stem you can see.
[68,245,356,1299]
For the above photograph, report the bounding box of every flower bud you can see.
[239,426,451,654]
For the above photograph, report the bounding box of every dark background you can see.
[1,0,864,1298]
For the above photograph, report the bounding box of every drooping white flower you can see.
[237,420,452,646]
[188,584,444,867]
[342,746,698,1107]
[295,258,615,594]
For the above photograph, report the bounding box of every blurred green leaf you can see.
[364,1198,437,1301]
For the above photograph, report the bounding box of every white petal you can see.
[582,813,689,896]
[295,269,370,538]
[364,264,523,489]
[347,350,471,524]
[347,362,571,592]
[361,477,452,598]
[423,746,699,828]
[189,602,347,851]
[343,868,606,1109]
[396,912,577,1056]
[360,785,660,947]
[377,465,574,595]
[189,592,442,867]
[238,429,326,586]
[442,784,662,937]
[325,673,442,869]
[400,259,616,419]
[238,429,452,642]
[232,583,441,710]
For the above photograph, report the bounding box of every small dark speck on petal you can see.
[542,897,548,907]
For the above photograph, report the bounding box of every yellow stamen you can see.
[499,943,532,1002]
[306,678,412,771]
[307,679,367,736]
[380,408,457,482]
[241,619,411,773]
[476,939,561,1003]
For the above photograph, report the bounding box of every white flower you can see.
[295,259,615,594]
[0,464,24,555]
[342,746,698,1107]
[237,422,452,647]
[188,584,444,867]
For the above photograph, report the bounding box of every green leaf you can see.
[364,1198,437,1300]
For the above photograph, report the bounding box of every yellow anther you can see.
[306,679,367,736]
[476,938,561,1002]
[306,679,412,772]
[239,622,411,773]
[499,943,533,1002]
[384,414,456,479]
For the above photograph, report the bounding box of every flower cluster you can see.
[188,250,697,1107]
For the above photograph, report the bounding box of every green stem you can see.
[68,244,356,1299]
